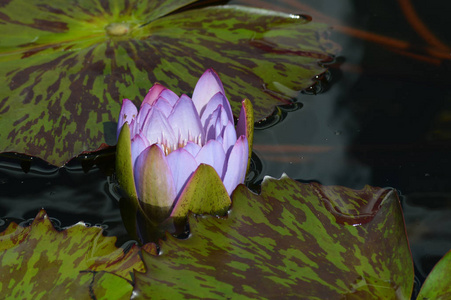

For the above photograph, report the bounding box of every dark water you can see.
[0,151,132,247]
[1,0,450,297]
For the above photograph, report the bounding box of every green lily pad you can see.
[133,175,413,299]
[417,249,451,300]
[0,0,337,166]
[0,209,154,299]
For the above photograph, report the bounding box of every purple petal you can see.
[168,94,203,146]
[136,103,152,133]
[192,69,226,116]
[117,99,137,140]
[203,105,229,142]
[153,97,173,117]
[183,141,202,157]
[214,109,229,139]
[221,121,237,156]
[141,108,176,150]
[215,135,223,145]
[222,136,248,195]
[141,84,166,107]
[195,139,226,178]
[166,148,199,197]
[129,118,137,137]
[134,145,176,208]
[159,89,179,106]
[199,92,233,126]
[130,133,150,170]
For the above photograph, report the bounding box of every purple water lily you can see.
[116,69,252,223]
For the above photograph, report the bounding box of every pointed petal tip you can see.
[142,83,167,107]
[192,69,226,115]
[119,98,138,118]
[168,94,203,144]
[117,100,138,141]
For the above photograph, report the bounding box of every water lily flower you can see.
[116,69,253,241]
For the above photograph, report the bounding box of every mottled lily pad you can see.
[0,0,336,166]
[133,175,413,299]
[0,209,155,299]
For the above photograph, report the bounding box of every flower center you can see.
[159,133,203,156]
[105,22,131,36]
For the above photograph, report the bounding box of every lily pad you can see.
[417,249,451,300]
[133,175,413,299]
[0,0,337,166]
[0,209,155,299]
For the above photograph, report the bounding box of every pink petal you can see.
[141,83,166,107]
[141,108,176,150]
[222,136,248,195]
[192,69,226,116]
[166,148,199,197]
[183,141,202,157]
[117,99,137,140]
[134,145,176,208]
[199,92,233,126]
[195,139,226,178]
[168,94,203,146]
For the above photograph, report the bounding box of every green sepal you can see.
[170,164,231,219]
[115,123,140,241]
[241,98,254,172]
[135,144,175,220]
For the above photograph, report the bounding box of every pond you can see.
[0,0,450,298]
[244,0,451,289]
